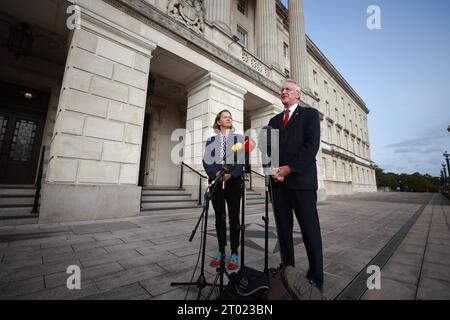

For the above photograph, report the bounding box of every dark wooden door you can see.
[0,82,48,185]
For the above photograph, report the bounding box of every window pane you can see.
[9,119,37,162]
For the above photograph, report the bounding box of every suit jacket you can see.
[268,103,320,190]
[203,132,245,183]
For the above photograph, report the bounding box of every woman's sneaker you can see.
[210,252,225,268]
[227,254,239,270]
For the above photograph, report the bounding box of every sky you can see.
[282,0,450,176]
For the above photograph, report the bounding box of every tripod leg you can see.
[206,270,222,300]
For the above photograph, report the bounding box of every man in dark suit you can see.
[268,79,323,290]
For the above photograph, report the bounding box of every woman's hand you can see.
[223,173,232,182]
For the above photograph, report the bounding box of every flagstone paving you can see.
[0,192,448,300]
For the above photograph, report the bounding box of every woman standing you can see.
[203,110,244,270]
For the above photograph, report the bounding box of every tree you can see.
[374,165,439,193]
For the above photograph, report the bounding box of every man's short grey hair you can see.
[283,79,302,94]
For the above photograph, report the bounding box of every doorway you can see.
[0,82,48,184]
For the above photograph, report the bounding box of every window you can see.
[337,128,341,146]
[333,89,337,101]
[343,163,346,181]
[324,80,328,93]
[327,125,332,143]
[326,101,330,116]
[335,108,339,123]
[313,70,318,84]
[236,26,248,46]
[283,42,289,58]
[237,0,247,16]
[333,160,337,180]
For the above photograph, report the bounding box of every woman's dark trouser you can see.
[211,177,242,254]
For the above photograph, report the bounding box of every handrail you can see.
[181,162,207,179]
[248,169,265,190]
[180,162,207,205]
[31,146,45,214]
[250,169,265,178]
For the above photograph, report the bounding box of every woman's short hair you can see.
[213,109,234,131]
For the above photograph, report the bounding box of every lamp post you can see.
[442,162,448,183]
[443,151,450,180]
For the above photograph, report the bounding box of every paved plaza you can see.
[0,192,449,300]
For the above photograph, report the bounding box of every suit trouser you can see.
[271,183,324,288]
[211,177,242,254]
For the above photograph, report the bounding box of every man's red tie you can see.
[283,108,290,128]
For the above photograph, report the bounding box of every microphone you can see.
[244,137,256,154]
[222,139,256,174]
[244,137,256,173]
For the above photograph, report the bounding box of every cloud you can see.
[394,147,422,154]
[393,146,442,154]
[385,134,444,148]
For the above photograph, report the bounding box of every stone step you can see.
[141,200,199,209]
[245,195,265,199]
[246,192,264,196]
[141,194,193,202]
[0,212,39,220]
[0,188,36,196]
[0,204,35,213]
[142,186,185,191]
[245,199,266,205]
[141,190,190,196]
[140,203,203,212]
[0,196,35,205]
[141,198,199,204]
[140,207,203,216]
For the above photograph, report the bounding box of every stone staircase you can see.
[140,186,266,215]
[0,185,39,220]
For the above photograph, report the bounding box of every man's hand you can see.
[271,166,292,183]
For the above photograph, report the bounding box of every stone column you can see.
[183,73,246,197]
[205,0,231,33]
[288,0,309,91]
[255,0,279,67]
[39,9,156,223]
[289,0,326,200]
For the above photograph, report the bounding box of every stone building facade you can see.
[0,0,376,223]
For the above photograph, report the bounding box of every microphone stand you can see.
[170,168,228,300]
